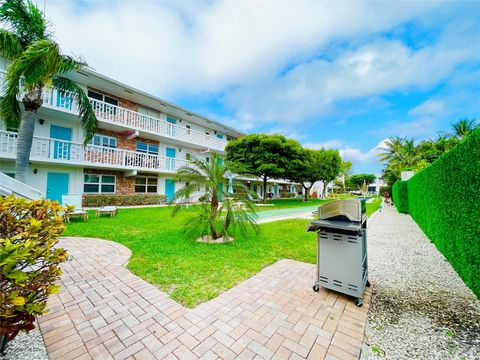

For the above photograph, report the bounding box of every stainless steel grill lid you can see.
[317,199,363,222]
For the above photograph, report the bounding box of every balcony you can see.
[0,131,188,173]
[40,88,227,152]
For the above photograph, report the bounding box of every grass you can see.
[65,199,381,307]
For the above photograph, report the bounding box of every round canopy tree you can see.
[225,134,303,202]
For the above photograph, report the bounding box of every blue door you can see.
[216,133,223,140]
[274,184,278,196]
[46,172,69,202]
[166,147,176,171]
[50,125,72,160]
[166,117,176,137]
[165,179,175,202]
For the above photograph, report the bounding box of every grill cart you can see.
[307,199,370,306]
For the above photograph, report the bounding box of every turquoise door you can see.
[46,172,69,202]
[274,184,278,196]
[216,133,223,139]
[50,125,72,160]
[56,92,73,110]
[166,147,176,171]
[217,157,223,166]
[165,179,175,202]
[166,117,176,137]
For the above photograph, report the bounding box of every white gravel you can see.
[0,325,47,360]
[362,205,480,359]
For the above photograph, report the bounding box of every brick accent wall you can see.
[88,87,139,112]
[83,169,158,196]
[95,128,159,152]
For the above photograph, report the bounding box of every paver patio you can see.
[37,237,372,360]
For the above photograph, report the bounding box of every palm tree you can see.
[171,153,258,242]
[450,118,478,140]
[0,0,97,182]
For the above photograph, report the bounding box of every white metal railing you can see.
[41,89,227,152]
[0,70,228,151]
[0,131,188,173]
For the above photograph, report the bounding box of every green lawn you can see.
[65,200,381,307]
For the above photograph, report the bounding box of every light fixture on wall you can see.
[39,119,45,125]
[33,169,38,174]
[178,148,182,152]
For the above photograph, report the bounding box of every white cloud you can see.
[368,117,437,138]
[409,100,445,116]
[339,139,387,164]
[46,1,441,98]
[303,140,345,149]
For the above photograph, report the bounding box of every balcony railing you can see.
[0,131,187,173]
[39,88,228,151]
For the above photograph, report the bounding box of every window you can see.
[87,90,118,106]
[185,153,191,161]
[89,134,117,148]
[136,141,159,155]
[206,157,210,163]
[139,106,161,119]
[84,174,116,194]
[186,125,191,134]
[135,176,158,193]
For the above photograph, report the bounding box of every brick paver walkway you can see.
[38,237,371,360]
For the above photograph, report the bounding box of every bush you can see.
[406,129,480,298]
[0,196,68,346]
[392,181,409,214]
[83,194,167,207]
[279,192,295,198]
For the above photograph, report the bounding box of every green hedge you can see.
[392,180,409,214]
[393,129,480,298]
[83,194,167,207]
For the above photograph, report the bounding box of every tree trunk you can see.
[303,185,311,201]
[210,189,220,239]
[15,87,43,183]
[15,111,36,183]
[322,181,328,199]
[262,176,268,203]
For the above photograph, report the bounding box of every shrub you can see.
[0,196,68,347]
[406,129,480,298]
[380,185,392,198]
[392,180,409,214]
[279,192,295,198]
[83,194,167,207]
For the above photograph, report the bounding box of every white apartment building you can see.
[0,62,296,203]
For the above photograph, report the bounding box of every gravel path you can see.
[362,205,480,359]
[0,324,48,360]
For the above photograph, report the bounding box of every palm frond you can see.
[0,29,24,59]
[0,0,49,44]
[0,65,22,128]
[55,54,87,75]
[52,76,97,143]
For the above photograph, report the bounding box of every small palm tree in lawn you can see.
[171,153,259,242]
[0,0,97,182]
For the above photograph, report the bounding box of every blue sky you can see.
[46,1,480,174]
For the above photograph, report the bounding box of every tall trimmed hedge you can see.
[392,181,409,214]
[392,129,480,298]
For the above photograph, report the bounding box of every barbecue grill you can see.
[307,199,369,306]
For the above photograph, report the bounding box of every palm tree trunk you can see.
[15,110,36,183]
[210,191,220,239]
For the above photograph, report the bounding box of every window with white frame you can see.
[87,90,118,106]
[136,141,159,155]
[84,174,116,194]
[88,134,117,148]
[135,176,158,193]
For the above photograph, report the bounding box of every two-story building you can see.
[0,61,298,203]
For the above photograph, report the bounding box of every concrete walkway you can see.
[362,205,480,359]
[38,237,372,360]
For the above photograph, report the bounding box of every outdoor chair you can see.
[96,206,117,218]
[62,194,88,222]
